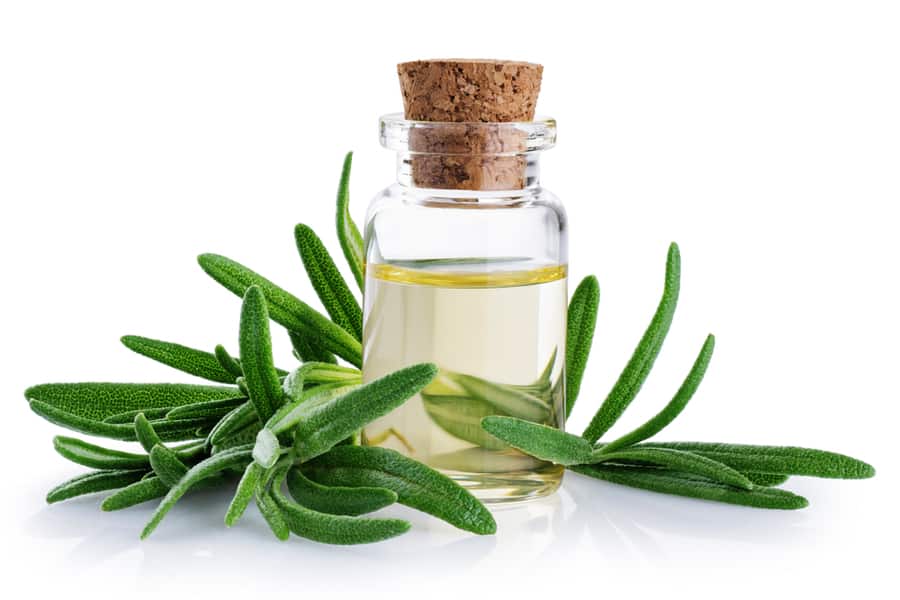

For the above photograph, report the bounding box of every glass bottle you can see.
[361,114,567,503]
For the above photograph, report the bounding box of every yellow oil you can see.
[361,260,567,502]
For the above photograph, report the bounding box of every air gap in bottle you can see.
[361,59,567,502]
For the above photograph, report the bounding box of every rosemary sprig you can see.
[481,244,874,509]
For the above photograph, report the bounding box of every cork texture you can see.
[398,59,542,123]
[397,59,543,190]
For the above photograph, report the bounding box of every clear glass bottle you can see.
[361,114,567,503]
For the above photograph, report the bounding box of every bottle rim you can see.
[379,113,556,156]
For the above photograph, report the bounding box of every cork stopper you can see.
[397,59,543,190]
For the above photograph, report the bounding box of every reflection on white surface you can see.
[22,469,832,587]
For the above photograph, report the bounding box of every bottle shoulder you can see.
[363,185,568,268]
[364,184,567,226]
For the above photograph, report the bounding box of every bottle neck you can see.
[395,151,542,192]
[380,114,556,193]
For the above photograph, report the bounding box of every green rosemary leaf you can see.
[289,331,337,365]
[295,223,363,341]
[600,334,716,454]
[304,445,496,535]
[273,476,409,545]
[103,407,172,424]
[480,416,594,465]
[53,436,150,470]
[149,444,189,487]
[566,275,600,417]
[744,472,790,487]
[102,476,170,511]
[268,383,360,438]
[214,344,244,379]
[293,363,438,461]
[421,393,509,450]
[636,442,876,479]
[535,347,558,386]
[592,447,753,490]
[25,382,241,423]
[282,362,361,402]
[582,243,681,442]
[207,401,258,447]
[255,466,290,541]
[141,444,253,539]
[571,464,808,509]
[257,491,291,541]
[225,463,263,527]
[197,253,362,367]
[133,413,163,453]
[239,286,284,423]
[211,425,260,454]
[46,469,146,504]
[121,335,236,384]
[335,151,365,291]
[444,372,549,422]
[286,466,397,516]
[30,400,211,442]
[165,396,247,421]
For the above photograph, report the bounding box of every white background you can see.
[1,1,897,598]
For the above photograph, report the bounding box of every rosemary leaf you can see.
[289,331,337,365]
[141,444,253,539]
[292,363,437,461]
[599,334,715,454]
[214,344,244,379]
[102,476,170,511]
[53,436,150,470]
[582,243,681,443]
[25,382,241,423]
[121,335,236,384]
[335,152,365,291]
[46,469,146,504]
[197,253,362,367]
[445,372,549,422]
[591,447,753,490]
[239,286,283,423]
[225,463,263,527]
[286,466,397,516]
[636,442,876,479]
[566,275,600,417]
[149,444,190,487]
[571,464,808,510]
[295,223,363,341]
[304,445,496,535]
[480,416,594,466]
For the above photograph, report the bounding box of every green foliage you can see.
[636,442,876,479]
[335,152,365,290]
[304,445,496,535]
[295,223,363,341]
[197,253,362,367]
[121,335,237,384]
[571,465,808,510]
[285,467,397,516]
[239,286,284,423]
[292,364,437,462]
[47,470,146,504]
[25,382,240,423]
[582,243,681,443]
[566,275,599,416]
[480,416,594,466]
[53,436,150,470]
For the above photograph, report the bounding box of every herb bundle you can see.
[26,153,873,545]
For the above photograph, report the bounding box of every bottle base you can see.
[444,463,565,504]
